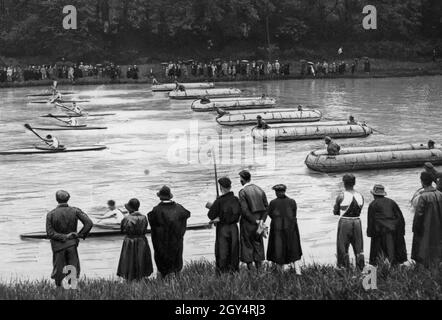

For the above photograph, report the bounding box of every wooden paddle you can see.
[56,103,82,116]
[24,124,51,146]
[47,113,72,125]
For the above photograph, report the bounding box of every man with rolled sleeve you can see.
[238,170,269,270]
[46,190,93,287]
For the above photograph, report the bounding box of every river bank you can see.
[0,261,440,300]
[1,59,441,89]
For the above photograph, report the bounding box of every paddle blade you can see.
[24,124,32,130]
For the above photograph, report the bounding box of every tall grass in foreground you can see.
[1,261,442,300]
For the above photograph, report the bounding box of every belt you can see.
[340,216,361,220]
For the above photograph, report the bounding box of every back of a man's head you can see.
[421,172,433,187]
[56,190,70,204]
[343,174,356,189]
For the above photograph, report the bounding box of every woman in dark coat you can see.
[267,185,303,266]
[117,199,153,281]
[148,186,191,278]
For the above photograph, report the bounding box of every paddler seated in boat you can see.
[49,91,63,104]
[66,117,79,127]
[256,115,270,129]
[175,80,186,92]
[298,105,303,111]
[152,77,159,85]
[96,200,127,225]
[347,115,357,125]
[428,140,435,149]
[43,135,63,150]
[201,96,211,104]
[72,102,84,115]
[325,136,341,156]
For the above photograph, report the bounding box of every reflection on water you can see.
[0,77,441,280]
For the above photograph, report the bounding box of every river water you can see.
[0,76,441,281]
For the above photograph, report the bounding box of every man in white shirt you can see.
[96,200,126,225]
[44,135,61,149]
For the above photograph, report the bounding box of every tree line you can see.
[0,0,441,63]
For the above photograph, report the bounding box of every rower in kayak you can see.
[65,117,79,127]
[256,115,270,129]
[96,200,127,226]
[43,134,63,150]
[49,92,63,104]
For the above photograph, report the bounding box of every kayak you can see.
[20,222,213,239]
[0,145,107,155]
[40,113,116,118]
[153,82,215,92]
[251,122,373,141]
[169,88,242,100]
[29,100,90,104]
[305,143,442,173]
[31,125,108,131]
[216,108,323,126]
[192,97,277,112]
[26,92,75,97]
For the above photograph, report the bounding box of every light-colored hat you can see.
[371,185,387,197]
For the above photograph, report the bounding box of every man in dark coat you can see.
[412,172,442,268]
[267,185,302,268]
[46,190,93,287]
[148,186,191,278]
[207,177,241,273]
[367,185,407,266]
[238,170,269,270]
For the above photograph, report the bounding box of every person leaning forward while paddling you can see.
[256,115,270,129]
[46,190,93,287]
[333,174,365,270]
[238,170,269,271]
[325,136,341,156]
[207,177,242,274]
[43,135,63,150]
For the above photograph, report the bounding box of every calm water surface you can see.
[0,76,441,280]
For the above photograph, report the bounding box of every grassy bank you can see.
[1,59,441,89]
[1,261,441,300]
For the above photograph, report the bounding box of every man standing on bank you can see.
[411,172,442,269]
[148,186,191,278]
[46,190,93,287]
[367,185,407,266]
[207,177,242,274]
[238,170,269,270]
[267,185,303,272]
[333,174,365,270]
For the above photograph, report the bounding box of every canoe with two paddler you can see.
[29,100,90,104]
[216,108,323,126]
[0,145,107,155]
[191,96,277,112]
[169,88,242,100]
[305,143,442,173]
[31,125,108,131]
[40,113,116,118]
[251,121,373,141]
[20,222,213,239]
[153,82,215,92]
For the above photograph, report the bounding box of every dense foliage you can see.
[0,0,441,62]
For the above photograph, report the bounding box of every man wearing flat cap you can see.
[333,174,365,270]
[367,185,407,266]
[411,172,442,268]
[423,162,442,192]
[207,177,242,273]
[267,185,303,271]
[148,186,191,278]
[238,170,269,270]
[46,190,93,287]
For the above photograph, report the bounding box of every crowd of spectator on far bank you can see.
[0,62,140,83]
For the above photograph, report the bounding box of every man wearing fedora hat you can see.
[46,190,93,287]
[423,162,442,192]
[207,177,242,274]
[238,170,269,270]
[148,186,190,278]
[367,185,407,266]
[267,184,303,272]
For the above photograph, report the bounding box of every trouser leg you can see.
[351,219,365,271]
[337,219,351,268]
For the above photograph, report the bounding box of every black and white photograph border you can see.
[0,0,442,305]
